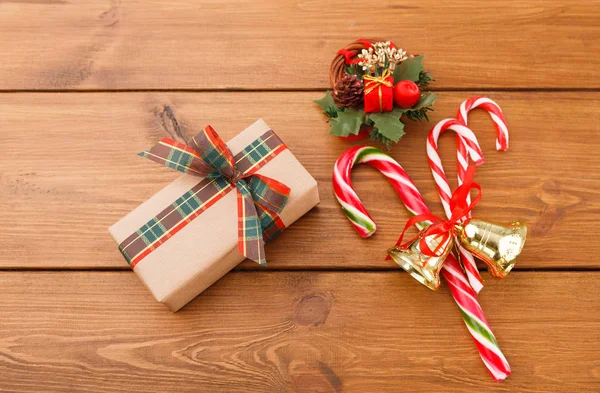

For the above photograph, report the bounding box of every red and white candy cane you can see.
[457,96,508,162]
[426,118,485,293]
[333,146,511,381]
[455,96,509,199]
[454,97,510,293]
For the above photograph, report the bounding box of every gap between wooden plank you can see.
[0,267,597,272]
[0,88,599,93]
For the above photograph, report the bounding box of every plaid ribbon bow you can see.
[139,126,290,266]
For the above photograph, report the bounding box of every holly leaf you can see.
[393,56,424,82]
[367,109,406,142]
[323,105,339,118]
[329,109,365,137]
[314,91,335,111]
[412,92,438,110]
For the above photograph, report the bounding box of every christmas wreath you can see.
[315,38,437,147]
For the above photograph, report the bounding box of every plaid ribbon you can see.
[119,126,290,268]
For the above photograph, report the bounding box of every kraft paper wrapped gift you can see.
[109,119,319,311]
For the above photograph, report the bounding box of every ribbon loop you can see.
[189,125,236,179]
[246,174,290,216]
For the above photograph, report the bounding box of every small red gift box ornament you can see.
[363,69,394,113]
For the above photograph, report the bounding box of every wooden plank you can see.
[0,271,597,392]
[0,1,597,90]
[1,91,598,269]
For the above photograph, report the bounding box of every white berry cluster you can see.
[357,41,407,72]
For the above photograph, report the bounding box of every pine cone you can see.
[332,73,364,109]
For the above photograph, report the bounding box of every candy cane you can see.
[333,146,429,238]
[426,118,485,293]
[455,96,509,196]
[453,97,510,288]
[427,118,510,380]
[457,96,508,155]
[333,146,510,381]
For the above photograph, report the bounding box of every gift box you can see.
[109,119,320,311]
[363,73,394,113]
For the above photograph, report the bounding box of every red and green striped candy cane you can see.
[332,146,428,238]
[427,116,512,380]
[332,145,511,381]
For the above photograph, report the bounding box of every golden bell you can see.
[456,219,527,278]
[388,234,453,291]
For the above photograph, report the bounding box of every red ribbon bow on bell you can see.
[397,165,481,258]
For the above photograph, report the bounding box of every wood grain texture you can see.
[1,1,598,391]
[0,0,598,90]
[0,271,597,393]
[1,92,598,269]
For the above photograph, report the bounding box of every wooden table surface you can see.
[1,1,598,392]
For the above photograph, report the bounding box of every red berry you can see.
[393,80,421,108]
